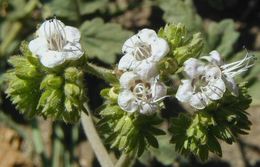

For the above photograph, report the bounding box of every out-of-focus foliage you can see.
[158,0,202,32]
[80,18,133,64]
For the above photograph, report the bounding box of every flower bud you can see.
[158,23,187,49]
[64,83,81,97]
[158,57,178,76]
[64,67,83,83]
[174,33,203,65]
[5,42,87,122]
[40,74,64,90]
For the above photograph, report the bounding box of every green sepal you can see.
[174,33,204,65]
[158,23,204,67]
[158,23,188,49]
[169,84,252,161]
[5,42,88,123]
[98,104,165,156]
[40,74,64,90]
[158,57,178,77]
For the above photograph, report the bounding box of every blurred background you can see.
[0,0,259,166]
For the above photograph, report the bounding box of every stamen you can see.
[44,18,67,51]
[221,52,256,77]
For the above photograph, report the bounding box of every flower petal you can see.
[210,50,223,66]
[189,92,210,109]
[63,42,84,60]
[64,26,81,43]
[139,102,158,115]
[122,34,138,54]
[138,29,158,43]
[119,71,139,89]
[184,58,204,79]
[204,79,226,100]
[39,51,65,68]
[151,80,167,101]
[151,38,169,61]
[118,53,139,71]
[37,19,65,38]
[223,77,238,96]
[204,65,222,81]
[176,80,193,103]
[28,37,48,57]
[118,90,138,113]
[134,61,158,80]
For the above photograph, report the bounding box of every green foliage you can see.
[158,0,239,58]
[138,134,180,166]
[233,51,260,105]
[47,0,80,21]
[46,0,108,21]
[80,18,133,64]
[158,0,202,32]
[79,0,108,15]
[5,43,87,122]
[98,104,166,156]
[169,84,252,161]
[158,23,204,66]
[205,19,240,57]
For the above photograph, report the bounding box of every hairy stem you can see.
[81,103,114,167]
[84,62,118,84]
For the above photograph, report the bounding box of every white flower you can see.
[205,50,256,96]
[176,58,226,109]
[118,71,167,115]
[29,18,84,68]
[118,28,169,79]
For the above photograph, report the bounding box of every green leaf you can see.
[150,135,178,165]
[144,132,159,148]
[79,0,108,15]
[80,18,133,64]
[47,0,79,21]
[205,19,239,57]
[158,0,202,32]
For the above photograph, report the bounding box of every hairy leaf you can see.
[158,0,202,32]
[80,18,133,64]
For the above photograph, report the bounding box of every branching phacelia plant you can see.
[4,17,256,166]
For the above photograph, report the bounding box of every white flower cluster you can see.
[117,29,169,114]
[29,18,83,68]
[176,50,255,109]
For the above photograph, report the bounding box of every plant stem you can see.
[31,119,50,167]
[81,103,114,167]
[84,62,118,84]
[52,123,64,167]
[115,153,135,167]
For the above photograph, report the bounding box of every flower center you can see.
[45,19,67,51]
[192,75,208,93]
[131,80,152,102]
[133,42,152,61]
[47,33,66,51]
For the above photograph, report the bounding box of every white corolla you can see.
[176,58,226,109]
[176,50,255,109]
[204,50,256,96]
[29,18,84,68]
[118,71,167,115]
[118,29,169,79]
